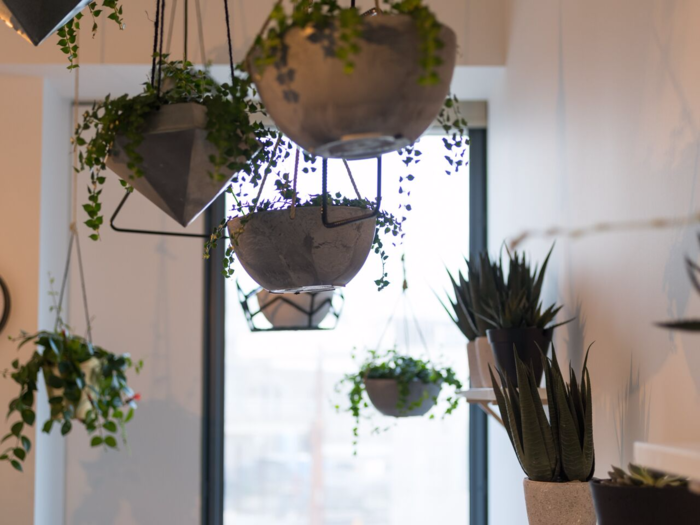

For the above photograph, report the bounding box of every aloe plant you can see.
[438,253,499,340]
[480,245,570,330]
[603,464,688,488]
[490,346,595,482]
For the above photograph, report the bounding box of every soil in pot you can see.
[257,289,334,329]
[523,479,596,525]
[364,379,441,417]
[590,479,700,525]
[249,14,457,160]
[229,206,376,293]
[486,327,553,387]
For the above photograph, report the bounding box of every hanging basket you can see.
[106,102,236,228]
[248,14,457,160]
[364,378,441,417]
[43,357,100,422]
[0,0,90,45]
[229,206,376,293]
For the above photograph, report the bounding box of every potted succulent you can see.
[0,0,124,68]
[247,0,459,160]
[206,193,404,293]
[439,252,499,388]
[74,58,276,238]
[1,329,141,472]
[490,347,595,525]
[481,245,570,387]
[590,464,700,525]
[337,349,462,451]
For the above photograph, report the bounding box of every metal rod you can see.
[321,157,382,229]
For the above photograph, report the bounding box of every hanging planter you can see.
[364,378,441,417]
[0,0,124,68]
[237,281,343,331]
[75,59,275,239]
[248,1,459,160]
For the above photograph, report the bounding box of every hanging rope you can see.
[342,160,363,200]
[150,0,162,87]
[290,147,300,219]
[223,0,236,81]
[194,0,206,64]
[165,0,178,54]
[157,0,166,93]
[183,0,188,63]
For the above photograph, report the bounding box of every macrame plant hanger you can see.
[108,0,235,239]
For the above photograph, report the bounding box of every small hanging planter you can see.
[229,205,377,293]
[248,2,458,160]
[237,281,343,331]
[364,378,441,417]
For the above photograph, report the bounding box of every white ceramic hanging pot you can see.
[229,206,376,293]
[248,14,457,160]
[0,0,90,45]
[523,479,596,525]
[106,102,240,227]
[364,378,441,417]
[257,289,335,329]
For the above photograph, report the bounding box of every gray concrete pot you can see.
[475,336,496,388]
[229,206,376,293]
[523,479,596,525]
[0,0,90,45]
[249,14,456,160]
[107,102,238,227]
[364,378,441,417]
[257,289,334,329]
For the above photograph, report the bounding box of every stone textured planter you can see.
[475,336,496,388]
[364,378,441,417]
[229,206,376,293]
[257,289,334,329]
[523,479,596,525]
[590,479,700,525]
[0,0,90,45]
[487,327,553,387]
[249,14,456,160]
[107,102,240,227]
[44,357,100,421]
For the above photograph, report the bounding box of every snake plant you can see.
[603,464,688,488]
[438,253,499,340]
[479,244,571,330]
[490,346,595,482]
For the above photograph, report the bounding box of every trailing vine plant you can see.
[335,349,462,452]
[73,57,279,240]
[58,0,125,70]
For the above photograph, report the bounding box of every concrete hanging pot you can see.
[256,289,337,329]
[229,206,377,293]
[0,0,90,45]
[106,102,236,228]
[364,379,441,417]
[523,480,596,525]
[248,14,457,160]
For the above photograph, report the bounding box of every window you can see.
[222,136,471,525]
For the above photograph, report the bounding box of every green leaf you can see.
[21,410,35,426]
[90,436,103,447]
[103,421,117,433]
[42,420,54,434]
[11,422,23,437]
[13,448,25,461]
[10,460,22,472]
[21,436,31,453]
[61,420,72,436]
[104,436,117,448]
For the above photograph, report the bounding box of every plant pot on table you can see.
[229,206,376,293]
[486,327,553,387]
[523,479,596,525]
[248,14,456,160]
[364,378,441,417]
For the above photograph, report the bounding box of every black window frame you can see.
[202,127,489,525]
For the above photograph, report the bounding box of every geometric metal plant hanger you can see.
[236,281,344,332]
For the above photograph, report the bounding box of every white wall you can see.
[488,1,700,523]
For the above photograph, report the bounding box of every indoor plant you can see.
[439,252,499,388]
[337,349,462,451]
[74,57,276,238]
[481,245,570,386]
[490,346,595,525]
[1,329,141,472]
[247,0,459,160]
[590,464,700,524]
[0,0,124,68]
[206,193,404,292]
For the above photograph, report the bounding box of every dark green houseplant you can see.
[1,329,141,472]
[481,245,571,386]
[590,464,700,525]
[336,349,462,452]
[490,347,595,524]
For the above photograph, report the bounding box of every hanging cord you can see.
[342,160,363,200]
[194,0,206,64]
[165,0,178,54]
[157,0,166,93]
[150,0,162,87]
[183,0,188,63]
[290,147,300,219]
[223,0,236,81]
[249,136,282,215]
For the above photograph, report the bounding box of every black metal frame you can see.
[469,127,489,525]
[321,157,383,228]
[237,282,344,332]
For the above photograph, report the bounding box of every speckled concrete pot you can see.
[229,206,376,293]
[523,479,596,525]
[475,336,496,388]
[257,289,334,329]
[249,14,456,160]
[364,379,441,417]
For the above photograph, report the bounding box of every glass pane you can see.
[224,136,470,525]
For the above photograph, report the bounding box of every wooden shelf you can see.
[458,387,548,426]
[634,442,700,481]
